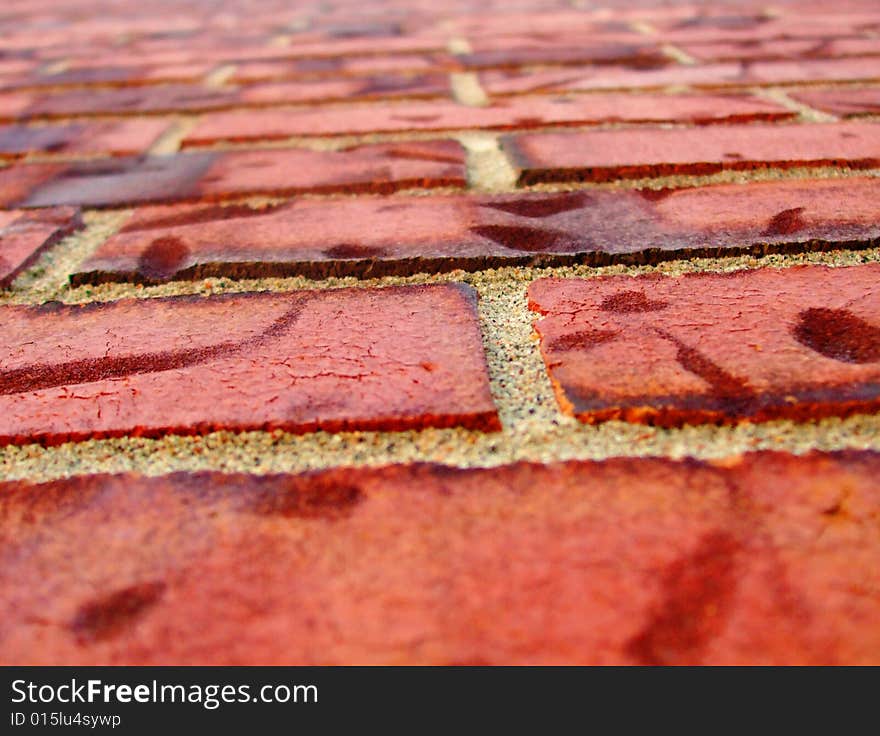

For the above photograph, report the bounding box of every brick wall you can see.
[1,0,879,664]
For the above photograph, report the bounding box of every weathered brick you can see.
[183,93,792,145]
[502,121,880,184]
[11,84,239,120]
[481,58,880,96]
[72,178,880,283]
[0,283,498,446]
[1,451,879,664]
[459,41,669,70]
[238,73,452,105]
[0,119,170,159]
[0,140,466,208]
[0,207,81,287]
[230,53,455,83]
[653,13,880,44]
[679,37,880,64]
[1,63,214,91]
[528,264,880,426]
[790,87,880,117]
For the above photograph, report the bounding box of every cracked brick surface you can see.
[0,283,499,445]
[72,179,880,283]
[529,264,880,426]
[1,451,878,665]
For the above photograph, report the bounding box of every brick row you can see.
[528,264,880,426]
[0,119,171,159]
[0,140,466,208]
[679,37,880,64]
[0,74,452,122]
[790,87,880,117]
[0,283,499,446]
[480,58,880,96]
[501,121,880,184]
[182,93,793,145]
[2,451,878,664]
[71,178,880,284]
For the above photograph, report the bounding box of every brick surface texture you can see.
[0,284,498,444]
[2,451,879,664]
[529,265,880,426]
[2,0,880,666]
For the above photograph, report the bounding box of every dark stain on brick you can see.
[794,308,880,364]
[481,191,591,218]
[0,299,308,395]
[600,290,668,313]
[763,207,806,236]
[637,187,675,202]
[71,581,166,644]
[470,224,570,252]
[122,204,282,232]
[659,329,754,400]
[323,243,389,259]
[249,476,364,520]
[355,74,442,96]
[548,329,618,352]
[626,531,741,665]
[389,114,442,123]
[138,236,190,279]
[381,145,462,165]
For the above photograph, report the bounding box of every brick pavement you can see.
[1,0,879,665]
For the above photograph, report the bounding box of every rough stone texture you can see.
[0,119,171,159]
[529,264,880,426]
[72,179,880,284]
[789,87,880,117]
[0,207,82,286]
[1,451,879,665]
[0,283,499,445]
[183,93,793,144]
[0,141,466,208]
[502,122,880,184]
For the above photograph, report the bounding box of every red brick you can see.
[679,37,880,64]
[237,74,452,105]
[528,264,880,426]
[652,13,880,43]
[0,283,498,446]
[502,121,880,184]
[230,53,455,83]
[481,58,880,96]
[789,87,880,117]
[0,207,81,287]
[653,14,880,44]
[459,41,669,70]
[71,177,880,283]
[1,63,214,91]
[1,451,879,664]
[0,140,466,208]
[183,93,793,145]
[13,85,240,120]
[0,119,170,159]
